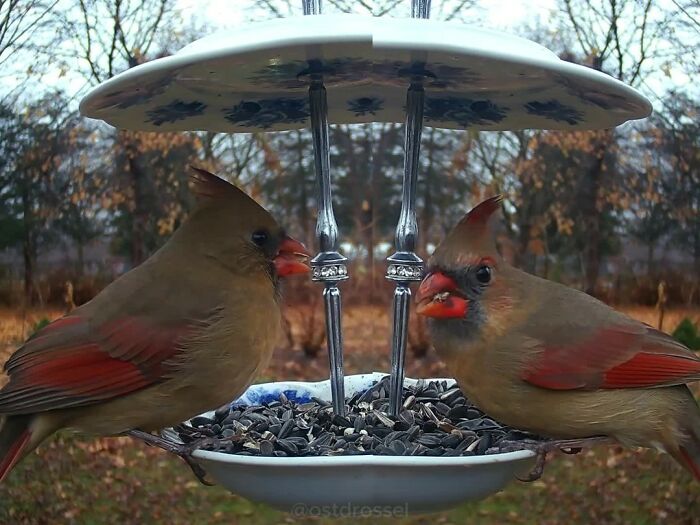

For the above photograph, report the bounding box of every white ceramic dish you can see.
[165,373,536,513]
[80,15,651,133]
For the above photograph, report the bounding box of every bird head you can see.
[178,167,310,280]
[416,195,507,337]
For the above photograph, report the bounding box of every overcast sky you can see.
[6,0,691,115]
[174,0,558,28]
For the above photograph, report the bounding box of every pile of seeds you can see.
[172,376,544,458]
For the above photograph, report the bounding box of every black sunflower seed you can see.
[190,416,212,427]
[172,377,546,459]
[276,439,298,455]
[278,419,294,439]
[260,440,274,456]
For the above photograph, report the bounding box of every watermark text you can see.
[290,503,409,518]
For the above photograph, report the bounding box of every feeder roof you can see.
[79,15,652,133]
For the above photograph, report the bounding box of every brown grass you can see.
[0,305,698,524]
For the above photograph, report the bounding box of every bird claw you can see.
[126,429,215,486]
[500,436,614,482]
[516,451,547,482]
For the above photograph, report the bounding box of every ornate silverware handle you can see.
[302,0,322,15]
[304,0,347,416]
[412,0,432,18]
[387,83,426,417]
[387,0,432,417]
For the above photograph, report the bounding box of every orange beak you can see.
[273,236,310,277]
[415,271,469,318]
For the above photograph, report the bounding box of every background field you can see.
[1,305,698,525]
[2,0,700,522]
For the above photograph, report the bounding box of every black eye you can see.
[251,230,269,247]
[475,265,492,284]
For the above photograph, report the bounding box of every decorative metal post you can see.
[302,0,322,15]
[386,0,431,416]
[304,0,347,416]
[411,0,431,17]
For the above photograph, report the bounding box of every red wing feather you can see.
[603,352,700,388]
[0,315,194,414]
[523,324,700,391]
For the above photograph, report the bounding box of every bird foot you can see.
[127,429,215,486]
[497,436,615,482]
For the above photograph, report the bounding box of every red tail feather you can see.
[0,417,32,483]
[678,447,700,481]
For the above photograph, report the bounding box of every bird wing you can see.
[0,312,206,415]
[521,321,700,390]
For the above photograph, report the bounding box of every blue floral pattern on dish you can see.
[146,99,206,126]
[233,388,312,407]
[249,58,482,89]
[223,98,309,128]
[366,61,482,88]
[100,71,179,110]
[555,75,643,112]
[524,100,583,125]
[250,58,372,89]
[424,97,507,127]
[347,97,384,116]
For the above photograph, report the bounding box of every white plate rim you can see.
[192,448,536,466]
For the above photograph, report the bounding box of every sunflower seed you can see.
[373,410,395,428]
[276,439,299,455]
[172,376,545,459]
[278,419,294,439]
[259,440,274,456]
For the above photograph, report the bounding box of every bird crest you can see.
[189,166,241,200]
[431,195,503,266]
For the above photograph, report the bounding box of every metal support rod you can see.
[387,83,426,416]
[302,0,322,15]
[386,0,432,417]
[308,80,347,416]
[323,286,344,411]
[411,0,431,18]
[304,0,347,415]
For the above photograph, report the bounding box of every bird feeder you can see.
[80,0,651,511]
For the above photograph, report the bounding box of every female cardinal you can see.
[0,167,310,482]
[416,195,700,480]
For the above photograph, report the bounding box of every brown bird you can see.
[0,167,310,482]
[416,196,700,480]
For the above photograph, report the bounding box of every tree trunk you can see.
[580,133,610,296]
[76,239,85,277]
[125,137,147,267]
[22,235,35,306]
[296,132,312,248]
[20,180,35,305]
[420,131,435,259]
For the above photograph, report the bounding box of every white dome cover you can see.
[80,15,652,132]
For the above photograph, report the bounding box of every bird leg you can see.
[126,429,216,486]
[496,436,616,482]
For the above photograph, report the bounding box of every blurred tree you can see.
[258,130,316,247]
[52,119,107,276]
[656,93,700,304]
[419,128,476,253]
[497,0,684,293]
[0,92,74,304]
[333,123,403,296]
[109,130,203,265]
[0,0,60,102]
[58,0,193,265]
[251,0,477,20]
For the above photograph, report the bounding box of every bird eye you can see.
[475,265,492,284]
[251,230,269,247]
